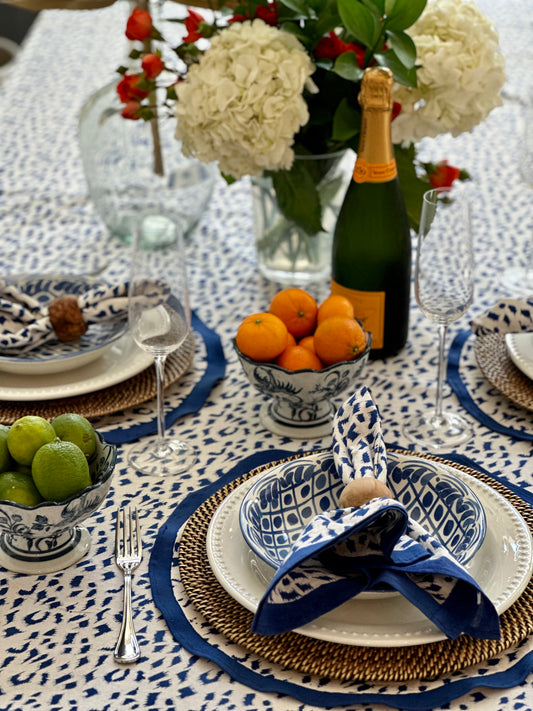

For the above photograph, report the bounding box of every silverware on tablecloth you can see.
[113,506,142,663]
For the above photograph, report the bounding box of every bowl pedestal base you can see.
[0,525,91,574]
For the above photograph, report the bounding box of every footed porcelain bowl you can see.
[0,431,117,574]
[233,334,371,438]
[239,450,486,569]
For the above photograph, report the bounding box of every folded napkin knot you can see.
[0,280,131,353]
[470,297,533,337]
[251,385,500,641]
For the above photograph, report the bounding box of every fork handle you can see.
[114,572,140,663]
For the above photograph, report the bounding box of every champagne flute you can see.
[127,215,197,476]
[402,187,474,450]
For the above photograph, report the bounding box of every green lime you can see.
[32,440,92,502]
[51,413,97,459]
[0,424,14,473]
[7,416,57,467]
[0,471,43,507]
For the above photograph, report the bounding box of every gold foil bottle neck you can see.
[358,67,393,111]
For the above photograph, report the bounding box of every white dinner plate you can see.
[0,333,153,401]
[206,462,533,648]
[505,332,533,380]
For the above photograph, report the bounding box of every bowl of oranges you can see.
[234,288,371,437]
[0,414,116,574]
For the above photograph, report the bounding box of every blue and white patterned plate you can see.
[239,451,486,569]
[0,275,128,375]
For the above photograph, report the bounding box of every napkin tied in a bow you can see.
[251,386,500,640]
[0,280,145,353]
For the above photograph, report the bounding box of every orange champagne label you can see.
[331,281,385,349]
[353,158,397,183]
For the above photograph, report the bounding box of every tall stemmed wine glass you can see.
[402,187,474,450]
[127,216,197,476]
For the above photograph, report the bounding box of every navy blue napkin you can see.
[251,386,500,640]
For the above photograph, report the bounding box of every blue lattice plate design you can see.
[0,431,117,574]
[233,333,371,438]
[239,451,486,569]
[0,275,128,375]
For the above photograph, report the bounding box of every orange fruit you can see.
[269,288,318,338]
[286,332,297,348]
[236,312,288,362]
[275,345,323,371]
[314,316,367,366]
[298,335,316,353]
[317,294,355,324]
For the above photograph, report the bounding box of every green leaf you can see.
[332,52,365,82]
[374,49,418,87]
[384,0,426,31]
[337,0,380,47]
[280,0,315,17]
[270,162,323,235]
[386,29,417,68]
[361,0,385,13]
[395,144,428,233]
[332,98,361,142]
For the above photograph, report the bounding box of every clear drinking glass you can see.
[402,187,474,450]
[127,215,197,476]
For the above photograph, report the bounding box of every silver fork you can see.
[114,506,142,663]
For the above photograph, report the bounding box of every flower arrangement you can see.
[117,0,505,232]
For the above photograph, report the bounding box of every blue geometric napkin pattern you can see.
[0,281,130,352]
[470,297,533,336]
[251,386,501,640]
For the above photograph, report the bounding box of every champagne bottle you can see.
[331,66,411,358]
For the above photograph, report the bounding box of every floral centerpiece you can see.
[117,0,505,277]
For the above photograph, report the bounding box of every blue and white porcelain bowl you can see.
[239,451,486,569]
[0,275,128,375]
[233,334,371,438]
[0,432,117,574]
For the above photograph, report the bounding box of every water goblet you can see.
[127,216,197,476]
[402,187,474,450]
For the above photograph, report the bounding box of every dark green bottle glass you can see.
[331,67,411,359]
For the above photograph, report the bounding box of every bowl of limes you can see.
[0,414,117,574]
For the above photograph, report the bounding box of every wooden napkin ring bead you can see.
[339,478,394,509]
[48,296,88,341]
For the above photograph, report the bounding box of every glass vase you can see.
[78,82,218,250]
[252,150,353,286]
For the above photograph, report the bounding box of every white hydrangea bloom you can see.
[391,0,506,146]
[174,19,314,178]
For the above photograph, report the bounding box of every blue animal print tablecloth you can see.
[0,1,532,710]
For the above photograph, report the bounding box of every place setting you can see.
[0,254,225,431]
[447,297,533,442]
[148,383,533,707]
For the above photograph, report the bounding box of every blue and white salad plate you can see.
[239,450,486,569]
[206,452,533,646]
[0,275,127,375]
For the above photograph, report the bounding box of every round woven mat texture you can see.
[475,333,533,412]
[179,450,533,683]
[0,333,195,424]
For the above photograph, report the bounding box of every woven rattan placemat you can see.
[475,333,533,412]
[179,450,533,683]
[0,333,195,424]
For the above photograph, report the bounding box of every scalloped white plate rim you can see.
[206,453,533,648]
[505,332,533,381]
[0,333,153,401]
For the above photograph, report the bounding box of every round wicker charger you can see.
[179,450,533,683]
[475,333,533,412]
[0,332,195,424]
